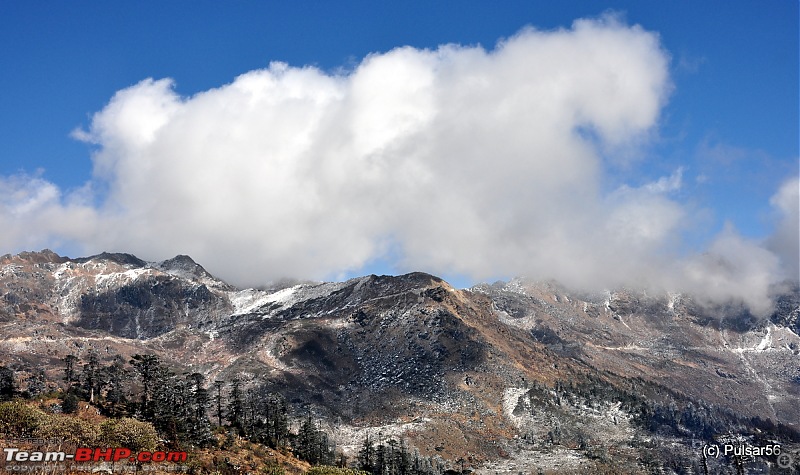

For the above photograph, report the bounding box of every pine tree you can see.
[186,372,214,447]
[63,354,79,389]
[386,438,399,475]
[149,366,182,443]
[213,380,225,427]
[268,392,289,448]
[129,354,199,449]
[0,366,15,401]
[375,441,387,475]
[81,349,101,403]
[129,354,161,418]
[244,386,289,448]
[62,392,79,413]
[103,355,129,416]
[295,416,333,465]
[396,439,410,475]
[296,415,317,463]
[227,377,244,434]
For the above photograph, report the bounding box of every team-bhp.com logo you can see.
[4,447,187,463]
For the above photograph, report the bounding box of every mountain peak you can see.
[1,249,69,265]
[157,254,209,276]
[74,251,147,268]
[154,254,235,291]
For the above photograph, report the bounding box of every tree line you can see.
[1,354,324,461]
[1,354,453,473]
[356,434,445,475]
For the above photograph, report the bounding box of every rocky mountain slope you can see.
[1,250,798,473]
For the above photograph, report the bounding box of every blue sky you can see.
[0,1,797,306]
[2,2,796,201]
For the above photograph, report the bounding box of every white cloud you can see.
[679,224,783,317]
[1,16,795,316]
[642,167,683,193]
[0,173,98,252]
[766,177,800,281]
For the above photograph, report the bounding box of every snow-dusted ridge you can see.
[230,285,303,316]
[228,277,372,318]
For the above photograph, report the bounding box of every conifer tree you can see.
[296,415,316,463]
[103,355,129,416]
[62,392,79,414]
[81,349,101,403]
[227,377,244,434]
[129,354,161,418]
[357,435,375,473]
[186,372,214,447]
[375,441,387,475]
[0,366,15,401]
[63,354,79,389]
[244,386,289,448]
[213,380,225,427]
[149,366,184,445]
[295,416,333,466]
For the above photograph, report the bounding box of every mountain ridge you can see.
[1,249,798,473]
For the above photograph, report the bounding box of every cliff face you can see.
[1,250,798,473]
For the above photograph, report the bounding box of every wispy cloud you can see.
[0,16,796,315]
[766,178,800,283]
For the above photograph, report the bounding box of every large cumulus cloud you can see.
[2,16,797,315]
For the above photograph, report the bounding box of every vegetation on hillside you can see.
[2,345,798,474]
[0,353,451,474]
